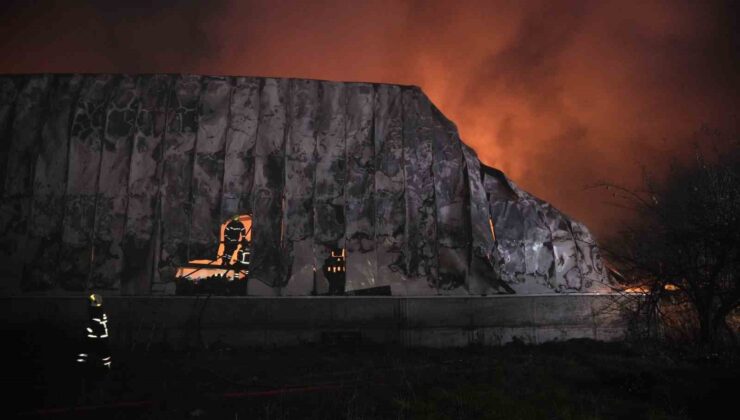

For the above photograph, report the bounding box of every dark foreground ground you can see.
[5,326,739,420]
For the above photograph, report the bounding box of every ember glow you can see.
[0,0,737,237]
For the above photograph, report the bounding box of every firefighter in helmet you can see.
[76,293,112,373]
[218,215,250,267]
[323,247,346,295]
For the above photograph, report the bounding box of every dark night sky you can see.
[1,0,738,238]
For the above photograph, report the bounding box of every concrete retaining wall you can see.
[1,294,634,348]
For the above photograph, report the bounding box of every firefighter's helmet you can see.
[88,293,103,307]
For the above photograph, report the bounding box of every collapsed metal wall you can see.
[0,74,514,295]
[0,74,614,296]
[481,166,612,293]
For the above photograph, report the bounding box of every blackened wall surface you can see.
[482,166,612,293]
[0,74,606,295]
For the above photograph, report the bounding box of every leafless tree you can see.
[598,138,740,348]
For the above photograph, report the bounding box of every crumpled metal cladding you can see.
[483,167,612,293]
[0,74,611,294]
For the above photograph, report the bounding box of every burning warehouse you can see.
[0,74,611,296]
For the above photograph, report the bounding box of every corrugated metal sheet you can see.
[0,74,611,295]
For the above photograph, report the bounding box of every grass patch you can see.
[6,329,738,419]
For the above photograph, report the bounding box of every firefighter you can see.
[218,215,248,267]
[76,294,112,374]
[323,247,346,295]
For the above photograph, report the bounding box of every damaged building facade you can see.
[0,74,611,296]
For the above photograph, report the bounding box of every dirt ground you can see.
[6,325,739,420]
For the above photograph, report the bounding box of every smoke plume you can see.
[1,0,738,238]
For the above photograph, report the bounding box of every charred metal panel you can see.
[27,75,83,290]
[490,200,527,283]
[3,76,51,200]
[460,143,491,260]
[544,205,583,291]
[570,220,610,290]
[222,77,259,217]
[461,144,511,294]
[0,77,21,199]
[373,84,406,294]
[483,168,612,293]
[402,88,437,294]
[251,78,287,290]
[1,76,50,262]
[0,75,22,289]
[313,82,347,294]
[484,166,529,287]
[157,75,202,290]
[414,92,439,291]
[90,75,141,290]
[520,199,555,285]
[283,79,318,295]
[60,75,116,290]
[431,106,468,294]
[189,77,230,261]
[122,75,171,295]
[0,76,23,281]
[481,165,518,201]
[344,83,377,292]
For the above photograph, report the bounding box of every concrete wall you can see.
[1,294,633,348]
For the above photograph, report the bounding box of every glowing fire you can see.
[623,283,680,294]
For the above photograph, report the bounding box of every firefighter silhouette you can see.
[76,294,112,374]
[323,247,346,295]
[218,215,251,267]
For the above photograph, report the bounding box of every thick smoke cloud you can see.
[1,0,738,238]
